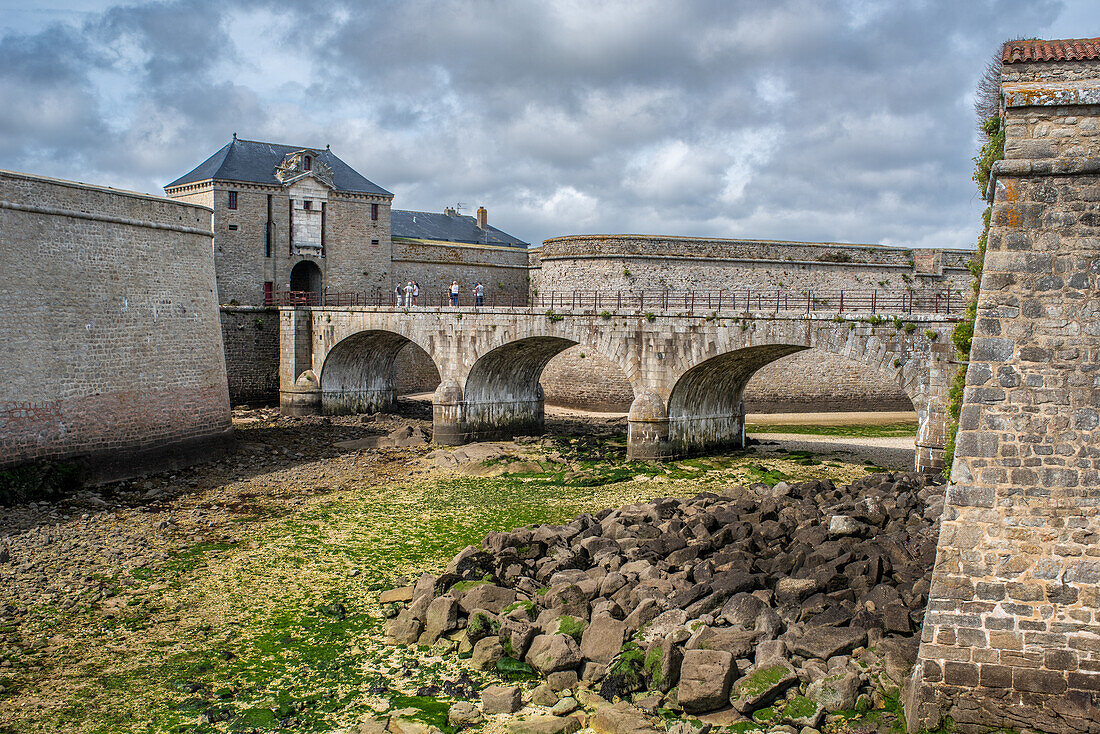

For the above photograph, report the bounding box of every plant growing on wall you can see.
[942,45,1006,479]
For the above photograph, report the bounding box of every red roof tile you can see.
[1003,38,1100,64]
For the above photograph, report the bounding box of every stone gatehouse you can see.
[165,136,530,308]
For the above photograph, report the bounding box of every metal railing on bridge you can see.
[265,288,965,315]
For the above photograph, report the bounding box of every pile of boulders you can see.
[382,472,943,730]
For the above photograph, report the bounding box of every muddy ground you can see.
[0,404,917,733]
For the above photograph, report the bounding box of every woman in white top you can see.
[450,281,460,306]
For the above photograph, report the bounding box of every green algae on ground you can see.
[6,423,892,734]
[387,695,455,734]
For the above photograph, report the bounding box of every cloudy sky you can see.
[0,1,1093,248]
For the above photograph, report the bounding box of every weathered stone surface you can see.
[506,715,583,734]
[912,45,1100,734]
[380,587,414,604]
[424,596,459,643]
[386,613,422,644]
[730,664,798,713]
[580,615,628,665]
[807,671,860,712]
[471,636,505,670]
[388,718,441,734]
[458,584,517,615]
[589,701,661,734]
[677,649,736,713]
[447,702,483,729]
[789,627,866,661]
[526,634,584,674]
[686,627,756,658]
[481,685,523,714]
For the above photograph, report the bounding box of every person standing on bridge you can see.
[450,280,460,306]
[475,281,485,307]
[394,282,403,306]
[404,281,413,308]
[412,281,420,306]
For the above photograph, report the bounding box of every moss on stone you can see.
[555,615,587,642]
[735,664,789,698]
[642,646,664,689]
[449,578,491,593]
[782,695,817,720]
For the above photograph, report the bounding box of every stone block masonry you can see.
[909,41,1100,733]
[220,307,279,405]
[279,305,955,474]
[0,170,233,483]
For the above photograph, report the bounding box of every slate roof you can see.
[391,209,528,248]
[1003,38,1100,64]
[165,137,393,196]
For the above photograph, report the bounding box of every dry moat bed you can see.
[0,404,936,734]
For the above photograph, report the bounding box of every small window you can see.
[228,191,238,210]
[304,156,312,171]
[303,200,312,211]
[228,224,238,231]
[371,239,379,246]
[371,203,379,221]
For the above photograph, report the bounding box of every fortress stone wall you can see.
[909,47,1100,733]
[0,170,233,482]
[391,238,529,303]
[220,307,280,405]
[534,236,972,414]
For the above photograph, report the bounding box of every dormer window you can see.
[303,200,312,211]
[304,156,312,171]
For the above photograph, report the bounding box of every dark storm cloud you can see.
[0,0,1077,247]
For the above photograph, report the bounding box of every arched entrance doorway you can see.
[290,260,322,294]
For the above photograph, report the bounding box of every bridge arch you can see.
[320,329,441,414]
[627,319,952,472]
[439,327,638,444]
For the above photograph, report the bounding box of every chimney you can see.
[444,206,456,217]
[476,206,487,229]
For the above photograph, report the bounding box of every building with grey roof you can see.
[165,136,529,306]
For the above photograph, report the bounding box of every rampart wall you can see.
[391,238,529,303]
[0,170,233,482]
[534,236,972,414]
[220,307,280,405]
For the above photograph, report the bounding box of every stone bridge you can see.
[279,305,959,473]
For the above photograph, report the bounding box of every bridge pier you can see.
[627,391,673,461]
[432,380,466,445]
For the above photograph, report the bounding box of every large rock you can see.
[472,636,505,670]
[730,664,798,713]
[526,634,584,674]
[423,596,459,643]
[457,584,518,614]
[806,671,860,712]
[386,612,423,644]
[482,684,523,714]
[580,615,628,664]
[677,649,736,713]
[507,716,583,734]
[588,701,661,734]
[685,627,756,658]
[447,702,483,729]
[788,627,866,661]
[643,637,682,693]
